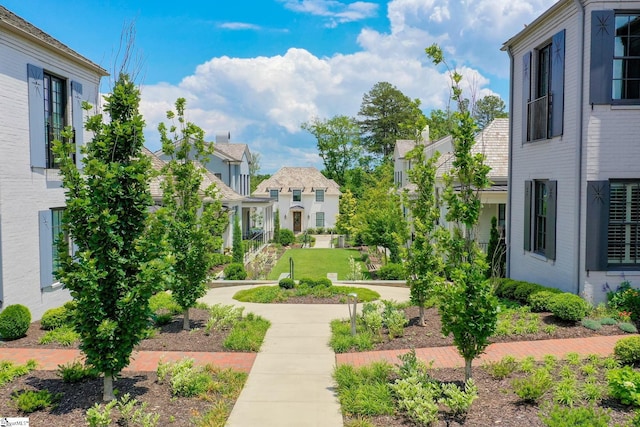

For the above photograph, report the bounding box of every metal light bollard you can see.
[347,293,358,336]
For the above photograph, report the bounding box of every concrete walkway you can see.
[312,234,332,248]
[199,283,410,427]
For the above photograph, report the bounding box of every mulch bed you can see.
[0,298,635,426]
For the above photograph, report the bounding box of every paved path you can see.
[199,283,410,427]
[0,283,631,427]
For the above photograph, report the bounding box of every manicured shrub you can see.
[513,282,545,304]
[548,293,590,322]
[608,365,640,406]
[376,263,406,280]
[494,278,519,299]
[279,229,295,246]
[600,317,618,325]
[223,263,247,280]
[278,278,295,290]
[314,277,332,288]
[298,277,316,287]
[40,306,71,330]
[607,281,640,321]
[12,389,61,413]
[528,291,558,312]
[0,304,31,340]
[615,336,640,366]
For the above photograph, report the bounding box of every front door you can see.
[293,211,302,233]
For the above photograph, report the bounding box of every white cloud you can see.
[279,0,379,26]
[218,22,262,31]
[139,0,558,173]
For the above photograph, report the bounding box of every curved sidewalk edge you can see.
[0,348,256,373]
[336,334,631,368]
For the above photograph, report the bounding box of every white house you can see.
[503,0,640,303]
[394,118,509,250]
[253,167,341,233]
[0,6,107,319]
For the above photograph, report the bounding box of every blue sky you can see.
[5,0,557,173]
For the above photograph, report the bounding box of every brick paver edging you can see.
[0,348,256,373]
[336,335,631,368]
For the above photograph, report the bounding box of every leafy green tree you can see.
[54,73,170,401]
[426,44,498,381]
[358,163,408,263]
[301,115,361,187]
[249,152,262,193]
[425,108,456,141]
[157,98,228,331]
[335,189,358,239]
[473,95,508,130]
[405,144,443,326]
[232,214,244,264]
[358,81,426,160]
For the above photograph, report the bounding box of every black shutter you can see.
[590,10,614,104]
[524,180,532,251]
[27,64,46,168]
[546,180,557,261]
[39,210,53,288]
[522,52,532,143]
[550,30,565,137]
[585,181,610,270]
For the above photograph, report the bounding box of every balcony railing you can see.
[527,95,549,142]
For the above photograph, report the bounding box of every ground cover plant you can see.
[0,299,260,425]
[267,248,368,280]
[336,353,639,426]
[233,283,380,304]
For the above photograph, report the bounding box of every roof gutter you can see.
[573,0,585,296]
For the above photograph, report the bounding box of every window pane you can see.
[316,212,325,227]
[293,190,301,202]
[616,15,630,35]
[316,190,324,202]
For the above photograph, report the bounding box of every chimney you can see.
[216,132,230,143]
[421,125,430,143]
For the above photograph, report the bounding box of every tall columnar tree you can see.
[301,115,362,187]
[232,213,244,264]
[157,98,228,331]
[54,73,170,401]
[405,144,443,326]
[426,44,498,381]
[358,81,426,161]
[335,189,358,240]
[274,209,281,243]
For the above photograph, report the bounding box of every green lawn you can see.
[267,248,367,280]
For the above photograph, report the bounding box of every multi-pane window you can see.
[608,181,640,265]
[613,14,640,100]
[316,212,325,228]
[315,189,324,202]
[293,189,301,202]
[44,73,67,168]
[270,189,279,201]
[534,181,548,254]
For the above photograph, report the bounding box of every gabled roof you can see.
[253,167,341,195]
[215,143,249,162]
[0,6,107,76]
[437,118,509,179]
[143,147,244,203]
[395,140,417,159]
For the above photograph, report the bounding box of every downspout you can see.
[573,0,585,296]
[506,46,515,277]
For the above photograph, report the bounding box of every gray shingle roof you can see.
[142,147,244,203]
[0,6,107,76]
[215,143,248,162]
[395,140,417,158]
[437,118,509,179]
[253,167,341,195]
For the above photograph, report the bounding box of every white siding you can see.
[0,24,102,319]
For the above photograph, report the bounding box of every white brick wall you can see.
[508,0,640,302]
[0,27,102,319]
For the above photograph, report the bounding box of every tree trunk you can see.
[419,305,426,326]
[464,358,473,381]
[183,308,190,331]
[103,373,115,401]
